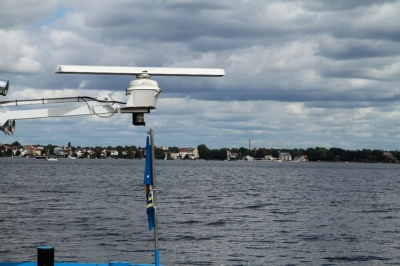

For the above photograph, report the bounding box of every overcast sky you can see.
[1,0,400,150]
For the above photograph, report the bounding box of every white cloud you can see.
[0,29,42,73]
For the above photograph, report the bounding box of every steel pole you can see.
[149,129,160,266]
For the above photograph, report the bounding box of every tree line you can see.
[197,144,399,163]
[0,141,177,160]
[1,141,399,162]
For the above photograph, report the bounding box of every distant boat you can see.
[68,156,76,159]
[164,154,167,160]
[46,156,58,161]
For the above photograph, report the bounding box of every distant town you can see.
[0,141,399,163]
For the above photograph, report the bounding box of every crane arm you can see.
[0,98,121,135]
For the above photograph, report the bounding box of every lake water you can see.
[1,158,400,265]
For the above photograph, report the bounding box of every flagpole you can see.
[149,128,160,266]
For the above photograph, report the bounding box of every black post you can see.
[37,246,54,266]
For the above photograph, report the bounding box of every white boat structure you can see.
[46,156,58,161]
[0,65,224,266]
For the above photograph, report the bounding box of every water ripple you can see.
[2,159,400,265]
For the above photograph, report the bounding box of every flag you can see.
[146,188,155,231]
[143,136,152,185]
[144,136,155,230]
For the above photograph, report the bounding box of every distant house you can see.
[293,155,308,162]
[383,151,393,158]
[226,150,238,160]
[53,147,72,157]
[245,155,254,161]
[33,149,42,156]
[87,149,95,158]
[279,152,292,161]
[54,147,62,156]
[188,148,199,159]
[11,147,23,156]
[24,145,35,156]
[178,148,198,159]
[36,146,44,152]
[264,155,274,161]
[179,148,188,158]
[170,152,180,160]
[383,152,397,162]
[75,148,84,157]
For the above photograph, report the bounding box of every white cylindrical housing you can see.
[0,79,9,96]
[125,79,161,109]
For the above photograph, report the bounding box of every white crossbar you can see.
[55,65,225,77]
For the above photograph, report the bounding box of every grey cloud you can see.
[0,1,60,28]
[304,101,397,109]
[315,39,400,60]
[76,2,317,52]
[180,89,400,103]
[317,58,400,82]
[299,0,399,11]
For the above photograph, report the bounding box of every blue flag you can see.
[144,136,155,230]
[146,189,155,231]
[143,136,152,185]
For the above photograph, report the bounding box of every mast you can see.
[149,129,160,266]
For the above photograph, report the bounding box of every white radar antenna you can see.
[0,65,224,134]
